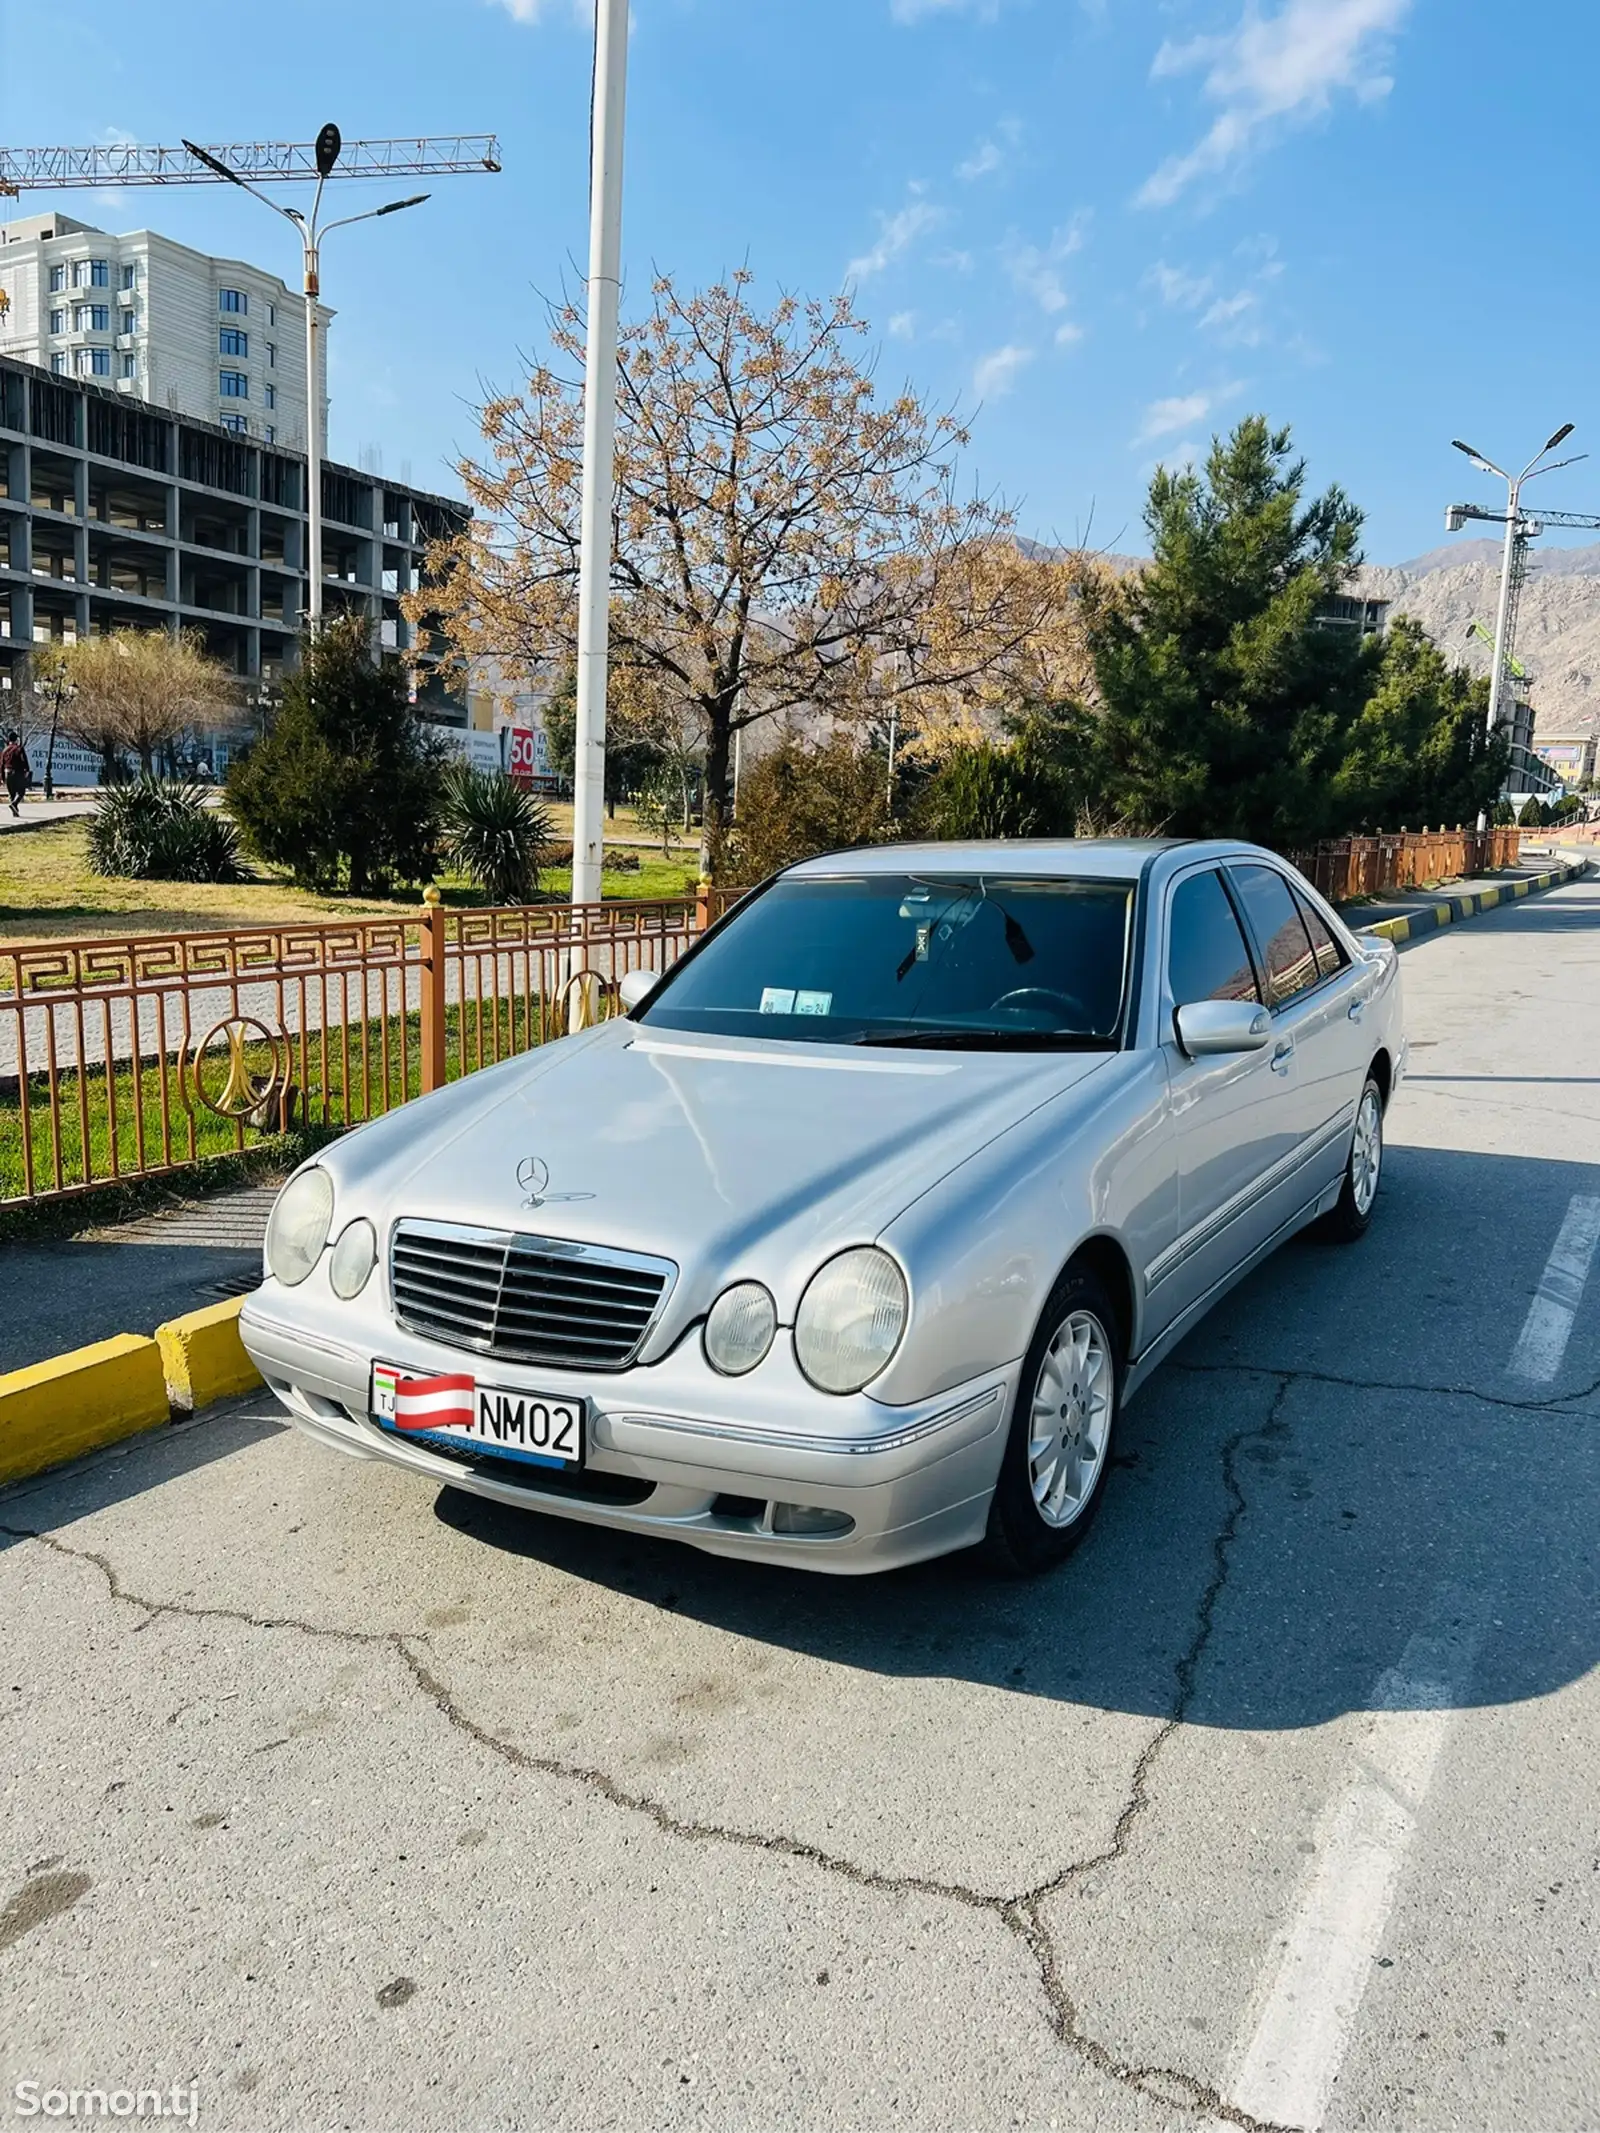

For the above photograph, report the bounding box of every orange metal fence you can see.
[1288,825,1520,903]
[1,895,715,1208]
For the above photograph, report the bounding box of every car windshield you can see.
[636,873,1136,1048]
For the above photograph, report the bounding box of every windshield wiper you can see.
[854,1027,1112,1051]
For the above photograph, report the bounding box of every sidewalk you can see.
[0,1183,278,1375]
[1336,855,1579,935]
[0,793,99,834]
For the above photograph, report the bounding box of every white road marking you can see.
[1507,1193,1600,1382]
[1192,1585,1487,2133]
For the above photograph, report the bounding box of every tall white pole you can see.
[1486,476,1520,742]
[304,235,324,632]
[571,0,630,908]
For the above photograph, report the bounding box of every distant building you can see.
[1317,592,1391,636]
[1533,732,1596,787]
[0,349,468,728]
[0,211,321,451]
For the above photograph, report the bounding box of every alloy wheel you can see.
[1026,1309,1112,1529]
[1351,1086,1383,1216]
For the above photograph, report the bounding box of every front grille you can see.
[390,1220,675,1373]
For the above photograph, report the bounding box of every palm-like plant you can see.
[87,778,243,882]
[440,762,554,906]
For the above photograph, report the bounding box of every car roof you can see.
[783,837,1266,881]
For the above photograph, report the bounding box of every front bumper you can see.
[239,1289,1015,1575]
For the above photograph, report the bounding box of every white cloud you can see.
[1201,289,1260,336]
[1146,260,1213,310]
[1137,0,1412,206]
[956,117,1020,181]
[844,197,943,284]
[1055,321,1085,347]
[957,140,1003,181]
[887,310,918,339]
[973,344,1035,400]
[1146,252,1274,344]
[891,0,1002,22]
[1005,215,1088,315]
[490,0,591,18]
[1137,391,1214,442]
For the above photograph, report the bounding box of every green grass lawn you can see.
[0,821,703,946]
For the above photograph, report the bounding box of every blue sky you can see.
[4,0,1598,562]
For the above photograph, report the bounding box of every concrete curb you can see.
[0,1297,264,1487]
[0,1334,171,1485]
[156,1296,262,1414]
[1356,857,1589,945]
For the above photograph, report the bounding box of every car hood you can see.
[332,1020,1116,1329]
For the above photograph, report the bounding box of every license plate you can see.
[371,1362,584,1470]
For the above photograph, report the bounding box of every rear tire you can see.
[1318,1075,1384,1243]
[981,1264,1122,1576]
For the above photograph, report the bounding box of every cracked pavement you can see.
[2,875,1598,2132]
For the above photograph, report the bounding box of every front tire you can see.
[1319,1075,1384,1243]
[982,1265,1121,1575]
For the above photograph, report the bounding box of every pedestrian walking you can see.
[1,731,32,817]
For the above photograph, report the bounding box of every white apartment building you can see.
[0,211,326,452]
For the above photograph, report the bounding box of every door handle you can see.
[1347,999,1366,1023]
[1271,1041,1294,1074]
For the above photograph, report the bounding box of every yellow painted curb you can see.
[157,1296,263,1414]
[0,1335,170,1486]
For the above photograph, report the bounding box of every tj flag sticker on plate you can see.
[383,1369,476,1433]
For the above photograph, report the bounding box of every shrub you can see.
[226,618,444,895]
[440,763,552,905]
[728,732,889,880]
[1518,796,1547,828]
[915,740,1057,840]
[86,779,243,882]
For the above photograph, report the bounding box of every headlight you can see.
[703,1282,777,1376]
[265,1166,334,1287]
[328,1218,378,1300]
[794,1247,908,1394]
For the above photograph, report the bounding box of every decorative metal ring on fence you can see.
[187,1014,290,1131]
[549,968,621,1040]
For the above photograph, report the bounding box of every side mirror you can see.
[619,967,661,1013]
[1174,999,1272,1059]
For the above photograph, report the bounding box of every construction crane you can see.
[1447,495,1600,791]
[0,124,501,624]
[0,136,500,198]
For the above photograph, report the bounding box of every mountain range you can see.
[1354,540,1600,739]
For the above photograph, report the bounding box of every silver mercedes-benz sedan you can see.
[241,839,1404,1575]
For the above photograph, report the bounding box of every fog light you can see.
[771,1503,854,1538]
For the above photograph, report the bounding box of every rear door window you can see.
[1229,864,1321,1010]
[1292,887,1347,981]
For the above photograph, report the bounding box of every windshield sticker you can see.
[794,990,833,1016]
[759,987,797,1014]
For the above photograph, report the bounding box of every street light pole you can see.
[181,132,427,637]
[1452,425,1579,742]
[570,0,630,910]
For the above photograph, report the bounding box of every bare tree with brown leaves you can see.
[410,271,1088,879]
[57,629,241,780]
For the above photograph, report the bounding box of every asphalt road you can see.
[2,874,1597,2133]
